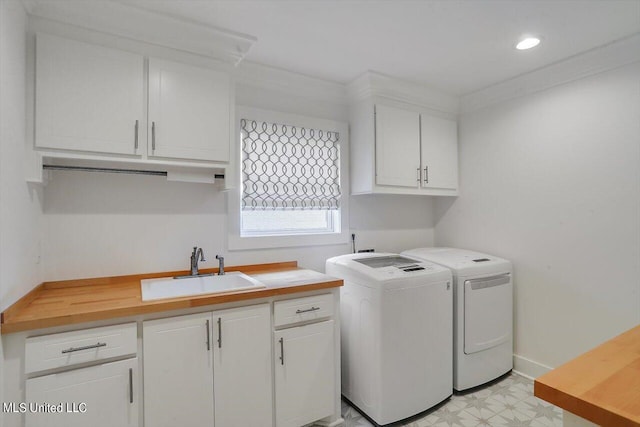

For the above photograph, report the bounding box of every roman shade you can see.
[240,118,341,210]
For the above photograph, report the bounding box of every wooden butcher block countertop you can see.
[534,324,640,427]
[0,261,342,334]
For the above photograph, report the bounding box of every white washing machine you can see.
[326,253,453,426]
[401,247,513,391]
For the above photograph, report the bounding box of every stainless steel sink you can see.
[141,272,266,301]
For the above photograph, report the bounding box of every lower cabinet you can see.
[142,303,272,427]
[20,292,339,427]
[213,305,273,427]
[25,358,139,427]
[143,312,214,427]
[274,320,335,427]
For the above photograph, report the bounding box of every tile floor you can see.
[341,372,562,427]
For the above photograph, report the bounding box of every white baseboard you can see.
[513,354,554,380]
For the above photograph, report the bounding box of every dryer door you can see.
[464,274,512,354]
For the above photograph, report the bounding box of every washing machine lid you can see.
[325,252,451,285]
[401,247,511,276]
[353,255,421,269]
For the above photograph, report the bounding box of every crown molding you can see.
[234,61,349,106]
[347,71,459,115]
[21,0,256,65]
[461,33,640,113]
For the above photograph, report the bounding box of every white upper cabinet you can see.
[375,104,421,188]
[420,114,458,191]
[148,58,231,162]
[35,34,144,156]
[33,34,232,170]
[350,101,458,196]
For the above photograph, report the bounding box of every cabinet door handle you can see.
[61,342,106,354]
[134,120,139,150]
[151,121,156,151]
[206,319,211,351]
[128,368,133,404]
[424,166,429,184]
[217,317,222,349]
[279,337,284,365]
[295,306,320,314]
[416,167,421,183]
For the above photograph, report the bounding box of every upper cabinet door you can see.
[148,58,231,162]
[35,34,144,156]
[420,114,458,191]
[375,104,421,188]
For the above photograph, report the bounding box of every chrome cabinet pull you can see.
[128,368,133,404]
[295,306,320,314]
[279,337,284,365]
[151,121,156,151]
[424,166,429,184]
[134,120,139,150]
[206,319,211,351]
[61,342,106,354]
[217,317,222,349]
[416,167,421,183]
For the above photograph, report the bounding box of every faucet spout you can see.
[215,255,225,275]
[190,247,206,276]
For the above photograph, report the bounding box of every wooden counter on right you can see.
[534,324,640,427]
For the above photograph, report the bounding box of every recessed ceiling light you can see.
[516,37,541,50]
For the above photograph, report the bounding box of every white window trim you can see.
[228,106,350,251]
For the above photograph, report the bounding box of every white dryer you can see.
[402,247,513,391]
[326,253,452,426]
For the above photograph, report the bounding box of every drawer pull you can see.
[296,306,320,314]
[61,342,107,354]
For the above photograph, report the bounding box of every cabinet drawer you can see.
[274,294,334,328]
[25,323,137,374]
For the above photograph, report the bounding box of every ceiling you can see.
[106,1,640,94]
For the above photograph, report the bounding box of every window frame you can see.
[228,106,350,251]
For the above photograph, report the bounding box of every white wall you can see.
[42,172,435,280]
[435,62,640,372]
[0,0,42,312]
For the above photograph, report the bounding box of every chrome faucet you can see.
[190,247,206,276]
[216,255,225,275]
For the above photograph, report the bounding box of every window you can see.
[228,107,349,250]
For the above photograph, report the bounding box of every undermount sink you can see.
[141,272,266,301]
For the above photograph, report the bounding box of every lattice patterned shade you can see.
[241,119,341,210]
